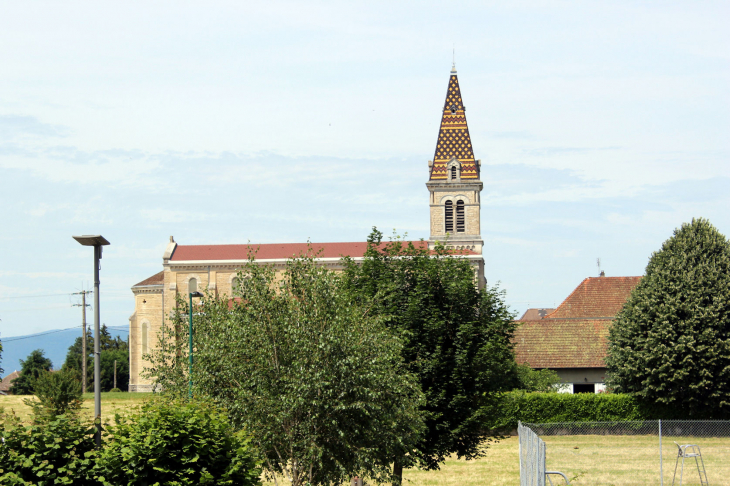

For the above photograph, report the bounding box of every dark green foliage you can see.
[515,364,563,393]
[108,388,121,393]
[341,229,519,470]
[0,412,98,485]
[147,251,425,486]
[62,325,129,392]
[606,218,730,417]
[94,399,261,486]
[490,391,646,429]
[25,369,83,420]
[11,349,52,395]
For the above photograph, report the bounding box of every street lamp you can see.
[72,234,110,448]
[188,290,203,399]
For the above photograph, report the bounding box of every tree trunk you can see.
[392,457,403,486]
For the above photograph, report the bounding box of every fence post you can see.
[659,419,663,486]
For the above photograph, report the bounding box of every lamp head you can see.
[73,235,110,246]
[189,292,204,298]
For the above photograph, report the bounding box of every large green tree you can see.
[146,251,425,486]
[607,218,730,417]
[12,349,53,395]
[63,325,129,391]
[341,229,519,478]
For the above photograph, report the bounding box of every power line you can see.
[1,325,129,342]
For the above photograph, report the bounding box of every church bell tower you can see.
[427,65,483,254]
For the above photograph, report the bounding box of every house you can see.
[514,275,642,393]
[0,370,21,395]
[128,65,487,392]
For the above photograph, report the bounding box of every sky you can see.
[1,1,728,342]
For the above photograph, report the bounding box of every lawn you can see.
[0,391,153,423]
[542,435,730,485]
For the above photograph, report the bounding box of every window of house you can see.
[456,200,465,233]
[231,277,240,295]
[444,200,453,233]
[141,322,149,355]
[451,166,457,180]
[189,278,198,293]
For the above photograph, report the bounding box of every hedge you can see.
[489,391,657,430]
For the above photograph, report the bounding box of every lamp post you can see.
[72,235,110,448]
[188,291,203,400]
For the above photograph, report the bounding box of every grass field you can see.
[542,434,730,485]
[2,394,728,486]
[0,392,153,423]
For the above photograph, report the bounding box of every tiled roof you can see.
[170,241,477,262]
[0,370,20,392]
[133,271,164,287]
[513,276,642,369]
[519,308,556,321]
[429,69,479,181]
[544,276,642,319]
[514,319,611,368]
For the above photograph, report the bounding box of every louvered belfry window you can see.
[445,200,454,233]
[451,166,457,180]
[456,200,465,233]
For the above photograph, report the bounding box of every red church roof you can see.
[169,241,476,261]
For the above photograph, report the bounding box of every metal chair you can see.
[672,442,708,485]
[546,471,570,485]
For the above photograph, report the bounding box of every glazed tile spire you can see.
[429,67,479,180]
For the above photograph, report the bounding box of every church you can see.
[128,65,487,392]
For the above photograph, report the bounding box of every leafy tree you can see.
[515,364,563,393]
[607,218,730,417]
[146,251,425,486]
[12,349,52,395]
[1,333,4,376]
[94,399,261,486]
[25,369,83,420]
[340,229,519,479]
[63,325,129,391]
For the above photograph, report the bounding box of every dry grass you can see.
[543,434,730,485]
[0,392,153,423]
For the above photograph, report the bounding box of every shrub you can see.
[25,369,83,420]
[108,388,121,393]
[0,411,98,485]
[489,391,646,430]
[94,399,261,486]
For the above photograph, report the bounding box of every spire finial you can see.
[451,47,456,73]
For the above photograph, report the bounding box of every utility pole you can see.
[113,359,117,390]
[72,290,93,394]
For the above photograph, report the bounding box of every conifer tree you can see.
[607,218,730,416]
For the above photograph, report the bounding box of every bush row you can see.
[0,399,261,486]
[487,391,711,430]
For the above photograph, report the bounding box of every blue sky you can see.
[1,1,728,340]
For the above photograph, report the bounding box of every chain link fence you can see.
[519,420,730,485]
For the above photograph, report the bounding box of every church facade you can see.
[128,66,486,391]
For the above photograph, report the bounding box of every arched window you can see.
[456,200,465,233]
[231,277,240,295]
[444,200,453,233]
[188,278,198,293]
[141,322,149,355]
[451,166,457,180]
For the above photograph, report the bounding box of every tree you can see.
[0,333,4,376]
[607,218,730,417]
[12,349,53,395]
[25,368,83,420]
[515,364,563,393]
[340,229,519,478]
[63,325,129,391]
[146,251,425,486]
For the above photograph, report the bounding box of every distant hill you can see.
[1,326,128,378]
